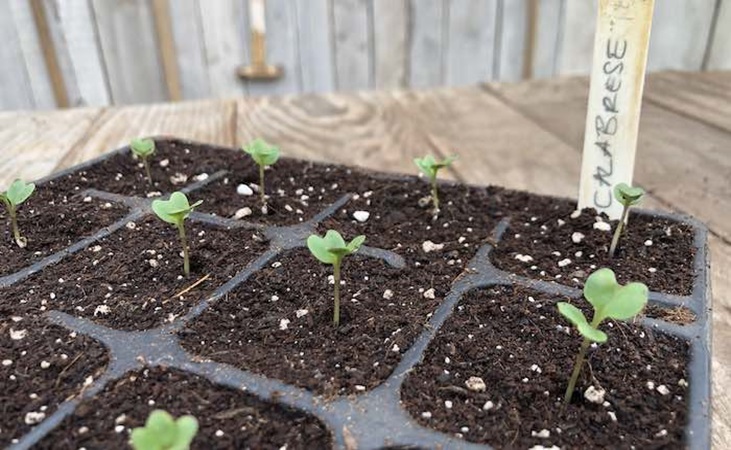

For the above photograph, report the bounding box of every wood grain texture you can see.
[55,99,237,171]
[373,0,408,89]
[531,0,564,79]
[293,0,335,93]
[409,0,445,88]
[41,0,111,108]
[91,0,167,104]
[151,0,181,101]
[445,0,499,85]
[497,0,528,82]
[197,0,249,97]
[18,0,60,109]
[558,0,595,75]
[0,107,102,185]
[707,0,731,70]
[167,0,210,100]
[331,0,372,91]
[0,1,37,110]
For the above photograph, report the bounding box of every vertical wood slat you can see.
[445,0,499,85]
[522,0,538,79]
[531,0,564,79]
[90,0,167,104]
[648,0,717,71]
[41,0,111,108]
[166,0,210,100]
[497,0,529,82]
[373,0,408,89]
[29,0,68,108]
[151,0,181,101]
[409,0,445,88]
[331,0,372,90]
[294,0,335,93]
[707,0,731,70]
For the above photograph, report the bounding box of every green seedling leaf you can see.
[130,138,156,158]
[1,179,36,207]
[242,138,280,167]
[307,230,366,326]
[557,302,607,343]
[130,410,198,450]
[613,182,645,207]
[152,192,202,225]
[413,154,457,217]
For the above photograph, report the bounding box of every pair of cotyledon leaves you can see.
[130,410,198,450]
[243,138,280,167]
[0,179,35,207]
[151,192,202,226]
[558,268,648,343]
[131,138,156,158]
[413,155,457,180]
[307,230,365,264]
[614,183,645,207]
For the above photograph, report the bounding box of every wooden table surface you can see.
[1,70,730,447]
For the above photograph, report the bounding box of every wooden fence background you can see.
[1,0,729,111]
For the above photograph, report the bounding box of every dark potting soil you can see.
[401,285,689,449]
[37,366,332,449]
[0,185,127,276]
[0,315,109,448]
[488,191,696,296]
[51,140,249,198]
[180,248,445,397]
[195,158,377,226]
[0,217,267,331]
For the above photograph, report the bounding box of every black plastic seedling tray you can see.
[1,139,711,449]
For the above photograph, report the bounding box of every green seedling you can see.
[242,138,280,214]
[414,154,457,217]
[130,409,198,450]
[152,192,202,277]
[557,268,648,404]
[307,230,366,326]
[0,179,36,248]
[130,138,156,185]
[609,183,645,258]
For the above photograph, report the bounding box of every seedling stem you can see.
[178,222,191,277]
[258,164,266,211]
[333,256,342,326]
[608,203,630,258]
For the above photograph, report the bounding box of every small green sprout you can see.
[242,138,280,214]
[414,154,457,217]
[609,183,645,258]
[152,192,202,277]
[557,268,648,404]
[130,409,198,450]
[131,138,156,185]
[1,179,36,248]
[307,230,366,326]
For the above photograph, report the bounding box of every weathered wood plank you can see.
[445,0,499,85]
[487,75,731,241]
[167,0,210,100]
[0,1,36,110]
[331,0,372,90]
[293,0,335,93]
[497,0,528,82]
[710,237,731,449]
[558,0,595,75]
[42,0,111,108]
[644,71,731,134]
[707,0,731,70]
[196,0,249,97]
[531,0,564,79]
[0,107,102,186]
[373,0,408,89]
[409,0,445,88]
[54,99,237,171]
[90,0,167,104]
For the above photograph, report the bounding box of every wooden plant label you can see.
[578,0,655,219]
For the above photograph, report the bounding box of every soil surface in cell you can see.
[0,217,267,330]
[195,158,376,226]
[401,285,689,449]
[180,248,446,397]
[0,315,108,448]
[0,186,127,276]
[489,191,696,296]
[37,367,332,450]
[51,140,249,197]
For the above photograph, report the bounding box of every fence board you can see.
[293,0,335,93]
[0,2,37,110]
[332,0,372,90]
[409,0,445,88]
[373,0,408,89]
[648,0,717,71]
[91,0,166,104]
[558,0,595,75]
[42,0,111,108]
[497,0,528,81]
[707,0,731,70]
[445,0,499,85]
[167,0,210,100]
[531,0,564,78]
